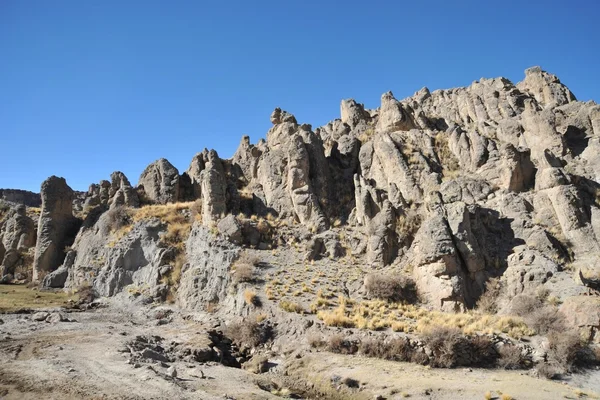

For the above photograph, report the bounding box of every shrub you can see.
[327,334,358,355]
[527,307,566,335]
[476,277,501,314]
[244,289,261,307]
[308,334,326,348]
[497,344,525,370]
[232,253,260,284]
[106,206,131,231]
[422,326,464,368]
[226,319,273,349]
[364,273,418,303]
[547,330,587,372]
[279,300,304,314]
[535,363,560,379]
[422,327,498,368]
[510,294,541,317]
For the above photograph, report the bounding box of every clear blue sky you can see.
[1,0,598,192]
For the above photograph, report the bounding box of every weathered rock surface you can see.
[32,176,79,282]
[11,66,600,317]
[138,158,180,204]
[177,224,239,310]
[0,189,41,207]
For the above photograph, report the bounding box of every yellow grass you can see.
[244,289,259,306]
[279,300,305,314]
[0,284,78,312]
[316,299,534,338]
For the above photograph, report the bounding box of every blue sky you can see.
[1,0,598,192]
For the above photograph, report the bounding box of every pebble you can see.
[167,366,177,378]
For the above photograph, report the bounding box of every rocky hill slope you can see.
[2,67,600,396]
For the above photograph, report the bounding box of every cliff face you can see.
[2,66,600,316]
[0,189,41,208]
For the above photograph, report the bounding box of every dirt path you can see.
[0,302,278,400]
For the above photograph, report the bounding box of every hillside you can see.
[1,66,600,399]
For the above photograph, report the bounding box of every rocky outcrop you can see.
[17,66,600,318]
[64,212,169,297]
[0,205,36,278]
[199,150,227,225]
[177,224,239,310]
[0,189,41,207]
[517,66,576,107]
[138,158,180,204]
[32,176,79,282]
[83,171,139,210]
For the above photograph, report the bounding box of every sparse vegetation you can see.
[279,300,305,314]
[435,133,460,178]
[106,205,132,231]
[0,284,78,312]
[364,273,418,303]
[232,252,260,284]
[226,318,273,349]
[244,289,261,307]
[476,277,502,314]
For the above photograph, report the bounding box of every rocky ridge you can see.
[1,67,600,387]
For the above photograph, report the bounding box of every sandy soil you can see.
[0,300,279,400]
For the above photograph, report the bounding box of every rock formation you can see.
[32,176,79,282]
[2,66,599,316]
[138,158,180,204]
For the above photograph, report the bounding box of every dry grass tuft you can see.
[244,289,261,307]
[435,133,460,178]
[279,300,305,314]
[232,253,260,284]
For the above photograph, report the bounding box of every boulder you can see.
[217,215,243,244]
[138,158,180,204]
[376,91,415,132]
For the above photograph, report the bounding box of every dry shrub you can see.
[244,289,261,307]
[423,327,498,368]
[106,206,131,231]
[497,344,525,370]
[510,293,566,334]
[535,363,560,379]
[76,282,96,304]
[435,133,460,176]
[327,334,358,355]
[308,334,326,348]
[364,273,418,303]
[547,330,587,372]
[226,319,273,349]
[510,294,541,317]
[528,307,566,335]
[476,277,501,314]
[359,337,415,362]
[395,208,422,247]
[232,253,260,284]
